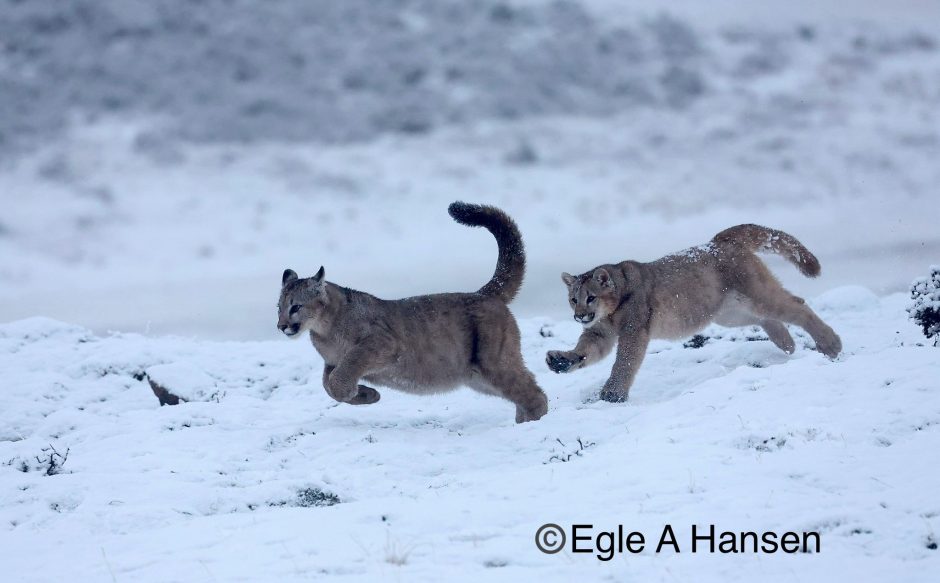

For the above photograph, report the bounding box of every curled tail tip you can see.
[448,201,478,223]
[448,200,524,303]
[801,255,822,278]
[716,223,822,278]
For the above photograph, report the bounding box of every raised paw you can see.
[348,385,381,405]
[546,350,585,374]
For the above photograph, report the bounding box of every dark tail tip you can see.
[801,255,822,278]
[448,201,478,225]
[447,200,525,303]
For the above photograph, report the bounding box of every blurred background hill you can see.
[1,0,938,338]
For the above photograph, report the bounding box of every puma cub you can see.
[546,224,842,402]
[277,202,548,423]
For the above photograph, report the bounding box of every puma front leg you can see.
[325,341,392,405]
[321,364,336,391]
[546,326,616,374]
[599,326,650,403]
[322,363,379,404]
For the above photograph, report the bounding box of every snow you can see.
[1,291,938,581]
[145,362,219,403]
[1,107,938,340]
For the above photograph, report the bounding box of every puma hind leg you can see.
[733,264,841,358]
[473,365,547,423]
[760,319,795,354]
[472,316,549,423]
[752,296,841,358]
[714,307,795,355]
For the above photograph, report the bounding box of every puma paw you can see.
[349,385,381,405]
[599,385,628,403]
[325,377,361,403]
[546,350,585,373]
[815,330,842,359]
[515,393,549,423]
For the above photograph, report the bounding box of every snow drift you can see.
[1,290,938,581]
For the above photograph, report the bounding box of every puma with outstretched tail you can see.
[546,224,842,402]
[277,202,548,423]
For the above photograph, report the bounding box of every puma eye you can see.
[289,305,301,315]
[570,297,577,303]
[587,295,596,303]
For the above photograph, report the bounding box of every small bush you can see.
[295,487,340,508]
[267,487,341,509]
[683,334,709,349]
[545,437,596,464]
[4,444,70,476]
[37,444,70,476]
[909,266,940,346]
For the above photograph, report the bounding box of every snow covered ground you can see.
[1,288,938,581]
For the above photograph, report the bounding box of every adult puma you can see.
[277,202,548,423]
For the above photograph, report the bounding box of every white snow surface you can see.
[2,289,939,581]
[145,362,219,403]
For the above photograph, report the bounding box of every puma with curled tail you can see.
[277,202,547,423]
[546,224,842,403]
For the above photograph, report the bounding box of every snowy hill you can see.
[1,2,939,339]
[1,110,938,340]
[2,288,938,581]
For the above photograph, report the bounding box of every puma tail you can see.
[448,201,526,303]
[713,224,821,277]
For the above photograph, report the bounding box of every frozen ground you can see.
[1,288,938,581]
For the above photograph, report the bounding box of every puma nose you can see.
[278,323,300,335]
[575,313,595,324]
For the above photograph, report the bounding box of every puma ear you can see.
[561,272,576,286]
[593,268,613,288]
[306,266,325,291]
[282,269,298,286]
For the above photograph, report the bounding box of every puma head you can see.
[561,267,618,327]
[277,266,327,337]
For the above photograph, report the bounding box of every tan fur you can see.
[547,224,842,402]
[277,202,548,423]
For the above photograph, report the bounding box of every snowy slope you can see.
[2,288,938,581]
[2,3,940,340]
[1,107,938,340]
